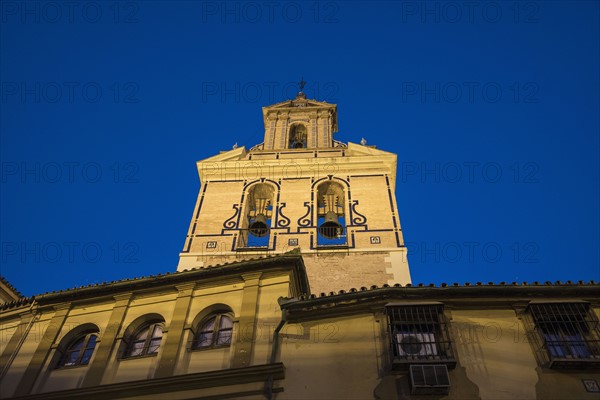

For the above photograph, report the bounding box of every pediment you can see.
[346,142,396,157]
[261,95,338,136]
[197,146,246,164]
[263,98,336,110]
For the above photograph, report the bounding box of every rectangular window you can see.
[386,303,456,369]
[527,302,600,369]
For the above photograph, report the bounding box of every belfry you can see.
[178,84,411,293]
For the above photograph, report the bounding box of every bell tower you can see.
[177,84,411,293]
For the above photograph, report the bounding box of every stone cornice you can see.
[32,254,308,305]
[197,153,397,185]
[10,363,285,400]
[279,283,600,321]
[0,276,22,301]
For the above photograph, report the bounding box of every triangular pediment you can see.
[263,98,336,110]
[197,146,246,164]
[346,142,396,157]
[257,91,339,150]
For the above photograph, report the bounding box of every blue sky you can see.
[1,1,598,297]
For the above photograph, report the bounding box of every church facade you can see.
[1,92,599,399]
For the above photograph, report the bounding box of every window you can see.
[192,313,233,349]
[124,322,164,358]
[56,332,98,368]
[526,302,600,368]
[386,303,455,369]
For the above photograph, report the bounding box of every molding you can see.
[11,363,285,400]
[241,272,263,284]
[279,285,600,322]
[34,255,309,304]
[175,283,196,295]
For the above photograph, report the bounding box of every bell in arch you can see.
[248,197,271,237]
[318,192,343,239]
[289,125,307,149]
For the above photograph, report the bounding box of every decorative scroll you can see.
[223,204,241,229]
[333,139,347,148]
[298,202,313,227]
[277,202,291,228]
[249,142,264,152]
[351,200,367,225]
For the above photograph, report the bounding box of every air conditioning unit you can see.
[396,332,438,357]
[409,364,451,395]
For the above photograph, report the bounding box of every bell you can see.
[319,211,343,239]
[248,214,269,237]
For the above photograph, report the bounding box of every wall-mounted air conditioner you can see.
[409,364,451,395]
[396,332,438,357]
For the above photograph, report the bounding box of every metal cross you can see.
[298,77,306,92]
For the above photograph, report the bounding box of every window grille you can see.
[386,304,455,369]
[526,302,600,369]
[409,364,451,395]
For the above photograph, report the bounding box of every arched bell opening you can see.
[241,183,274,248]
[316,181,346,246]
[288,124,308,149]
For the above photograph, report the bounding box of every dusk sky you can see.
[1,1,598,297]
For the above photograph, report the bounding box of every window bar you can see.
[530,302,600,366]
[387,305,455,365]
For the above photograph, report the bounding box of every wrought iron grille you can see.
[527,302,600,368]
[386,304,456,368]
[316,217,347,247]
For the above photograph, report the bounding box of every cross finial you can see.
[298,77,306,92]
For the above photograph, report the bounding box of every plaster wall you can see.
[278,314,381,400]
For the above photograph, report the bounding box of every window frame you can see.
[525,302,600,369]
[122,321,165,359]
[55,331,99,369]
[191,313,234,351]
[385,303,456,370]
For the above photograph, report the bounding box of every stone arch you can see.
[315,180,347,244]
[50,323,100,368]
[240,183,276,246]
[118,313,165,358]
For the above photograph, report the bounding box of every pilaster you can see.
[231,272,262,368]
[13,303,70,396]
[81,293,132,387]
[154,283,196,378]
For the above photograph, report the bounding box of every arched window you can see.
[124,321,164,358]
[289,124,307,148]
[56,331,98,368]
[192,313,233,349]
